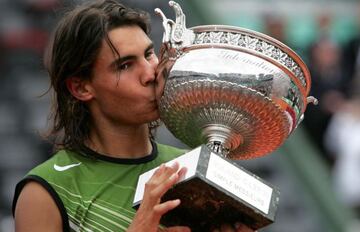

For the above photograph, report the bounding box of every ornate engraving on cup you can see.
[193,30,307,88]
[155,1,317,160]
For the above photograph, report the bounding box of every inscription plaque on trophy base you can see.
[133,146,280,231]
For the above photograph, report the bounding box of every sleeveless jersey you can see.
[13,142,186,232]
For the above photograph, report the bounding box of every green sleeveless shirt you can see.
[13,142,186,232]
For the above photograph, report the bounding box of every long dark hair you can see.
[45,0,152,152]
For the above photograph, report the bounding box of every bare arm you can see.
[14,181,63,232]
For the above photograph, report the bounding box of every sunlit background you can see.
[1,0,360,231]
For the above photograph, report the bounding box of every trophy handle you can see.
[155,1,195,55]
[306,96,318,105]
[295,96,318,129]
[168,1,187,43]
[155,1,196,98]
[154,8,174,44]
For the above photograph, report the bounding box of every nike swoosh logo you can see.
[54,162,81,171]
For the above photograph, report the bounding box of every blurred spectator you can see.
[324,84,360,218]
[262,13,287,43]
[315,12,333,40]
[303,13,347,166]
[343,4,360,97]
[0,1,63,230]
[303,37,346,163]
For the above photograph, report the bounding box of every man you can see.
[12,1,254,231]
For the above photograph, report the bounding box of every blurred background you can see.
[1,0,360,231]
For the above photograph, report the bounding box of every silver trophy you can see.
[134,1,317,231]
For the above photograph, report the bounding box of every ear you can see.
[66,77,93,101]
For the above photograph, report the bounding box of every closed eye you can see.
[145,49,155,60]
[119,62,132,70]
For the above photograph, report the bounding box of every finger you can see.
[169,161,180,171]
[162,162,180,178]
[177,166,187,182]
[148,163,177,188]
[152,164,166,178]
[144,163,181,206]
[153,199,181,216]
[151,172,180,199]
[150,162,182,195]
[168,163,189,184]
[154,162,179,182]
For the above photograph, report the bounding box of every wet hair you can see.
[45,0,153,152]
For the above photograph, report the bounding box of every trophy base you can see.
[133,145,280,231]
[161,178,269,231]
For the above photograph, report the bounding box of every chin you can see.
[152,112,160,122]
[146,111,160,123]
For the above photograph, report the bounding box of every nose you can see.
[140,56,159,86]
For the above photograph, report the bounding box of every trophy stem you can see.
[207,140,230,158]
[202,124,243,158]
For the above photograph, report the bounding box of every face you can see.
[87,26,159,126]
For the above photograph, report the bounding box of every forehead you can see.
[100,26,152,57]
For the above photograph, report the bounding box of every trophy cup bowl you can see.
[134,1,317,231]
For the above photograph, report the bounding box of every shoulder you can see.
[14,181,63,232]
[13,149,82,231]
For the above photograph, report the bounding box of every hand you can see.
[127,162,188,232]
[211,223,256,232]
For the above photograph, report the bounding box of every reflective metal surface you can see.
[156,1,317,159]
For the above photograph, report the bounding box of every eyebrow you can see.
[109,42,154,70]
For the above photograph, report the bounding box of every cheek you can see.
[94,85,131,110]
